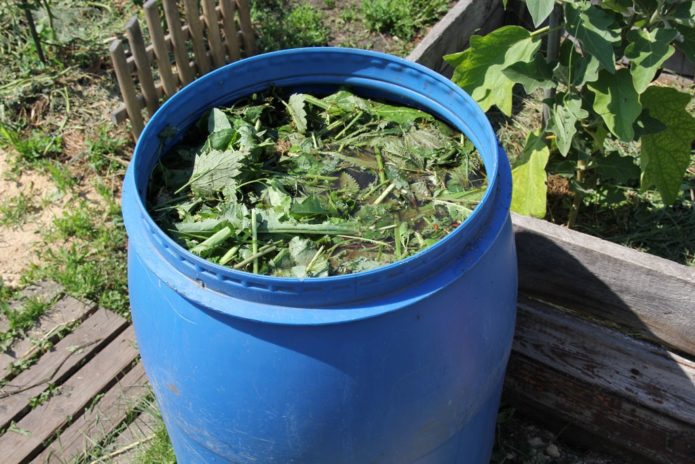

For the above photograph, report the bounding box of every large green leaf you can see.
[548,96,588,156]
[564,2,621,73]
[556,39,600,87]
[286,94,308,134]
[640,86,695,204]
[588,69,642,141]
[511,131,550,217]
[625,29,677,94]
[189,149,245,197]
[526,0,555,27]
[502,55,554,93]
[444,26,540,115]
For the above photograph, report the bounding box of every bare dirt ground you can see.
[0,150,60,286]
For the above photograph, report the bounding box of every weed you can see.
[253,1,329,51]
[0,124,62,166]
[28,383,61,408]
[86,125,128,174]
[135,422,176,464]
[43,160,77,193]
[0,297,51,352]
[0,192,41,227]
[26,201,129,315]
[361,0,448,40]
[340,8,358,24]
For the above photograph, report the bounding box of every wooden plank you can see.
[125,17,159,116]
[0,309,128,431]
[143,0,178,97]
[1,296,96,379]
[32,363,148,464]
[236,0,256,54]
[512,213,695,355]
[163,0,194,85]
[505,353,695,464]
[514,296,695,426]
[0,327,139,463]
[109,39,144,137]
[202,0,225,68]
[183,0,211,75]
[220,0,241,61]
[407,0,503,75]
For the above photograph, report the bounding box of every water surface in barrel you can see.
[147,88,487,277]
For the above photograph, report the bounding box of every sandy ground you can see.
[0,151,59,286]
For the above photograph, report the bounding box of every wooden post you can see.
[201,0,225,68]
[183,0,211,74]
[236,0,256,54]
[221,0,241,61]
[109,40,144,137]
[125,17,159,116]
[163,0,194,85]
[144,0,177,97]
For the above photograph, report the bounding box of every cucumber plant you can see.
[445,0,695,225]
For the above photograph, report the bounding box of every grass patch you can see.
[253,1,329,51]
[25,195,129,315]
[361,0,449,40]
[135,422,177,464]
[0,297,52,352]
[0,192,41,227]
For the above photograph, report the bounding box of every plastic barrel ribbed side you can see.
[122,48,517,464]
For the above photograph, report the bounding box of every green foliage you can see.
[0,124,62,165]
[511,131,550,217]
[86,125,128,173]
[0,192,40,227]
[149,90,486,276]
[252,1,329,51]
[361,0,448,40]
[446,0,695,219]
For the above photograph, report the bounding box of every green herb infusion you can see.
[148,89,487,277]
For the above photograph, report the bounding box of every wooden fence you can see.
[110,0,256,137]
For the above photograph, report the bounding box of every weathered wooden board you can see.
[108,408,158,464]
[0,296,96,379]
[33,363,148,464]
[514,296,695,426]
[1,281,63,333]
[407,0,503,75]
[0,327,138,463]
[505,353,695,464]
[512,213,695,355]
[0,309,128,431]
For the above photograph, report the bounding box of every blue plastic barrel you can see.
[122,48,517,463]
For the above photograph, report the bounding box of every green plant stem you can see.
[251,209,259,273]
[234,245,277,270]
[21,1,46,64]
[567,159,586,229]
[542,7,562,127]
[376,149,387,183]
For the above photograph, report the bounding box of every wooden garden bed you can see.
[409,4,695,461]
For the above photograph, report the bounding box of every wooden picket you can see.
[110,0,256,137]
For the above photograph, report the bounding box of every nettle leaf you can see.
[286,94,308,134]
[548,96,588,156]
[502,55,554,93]
[588,69,641,141]
[190,149,245,197]
[639,86,695,204]
[625,29,678,94]
[444,26,540,115]
[564,2,621,73]
[208,108,231,133]
[557,39,600,87]
[511,131,550,218]
[369,102,434,126]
